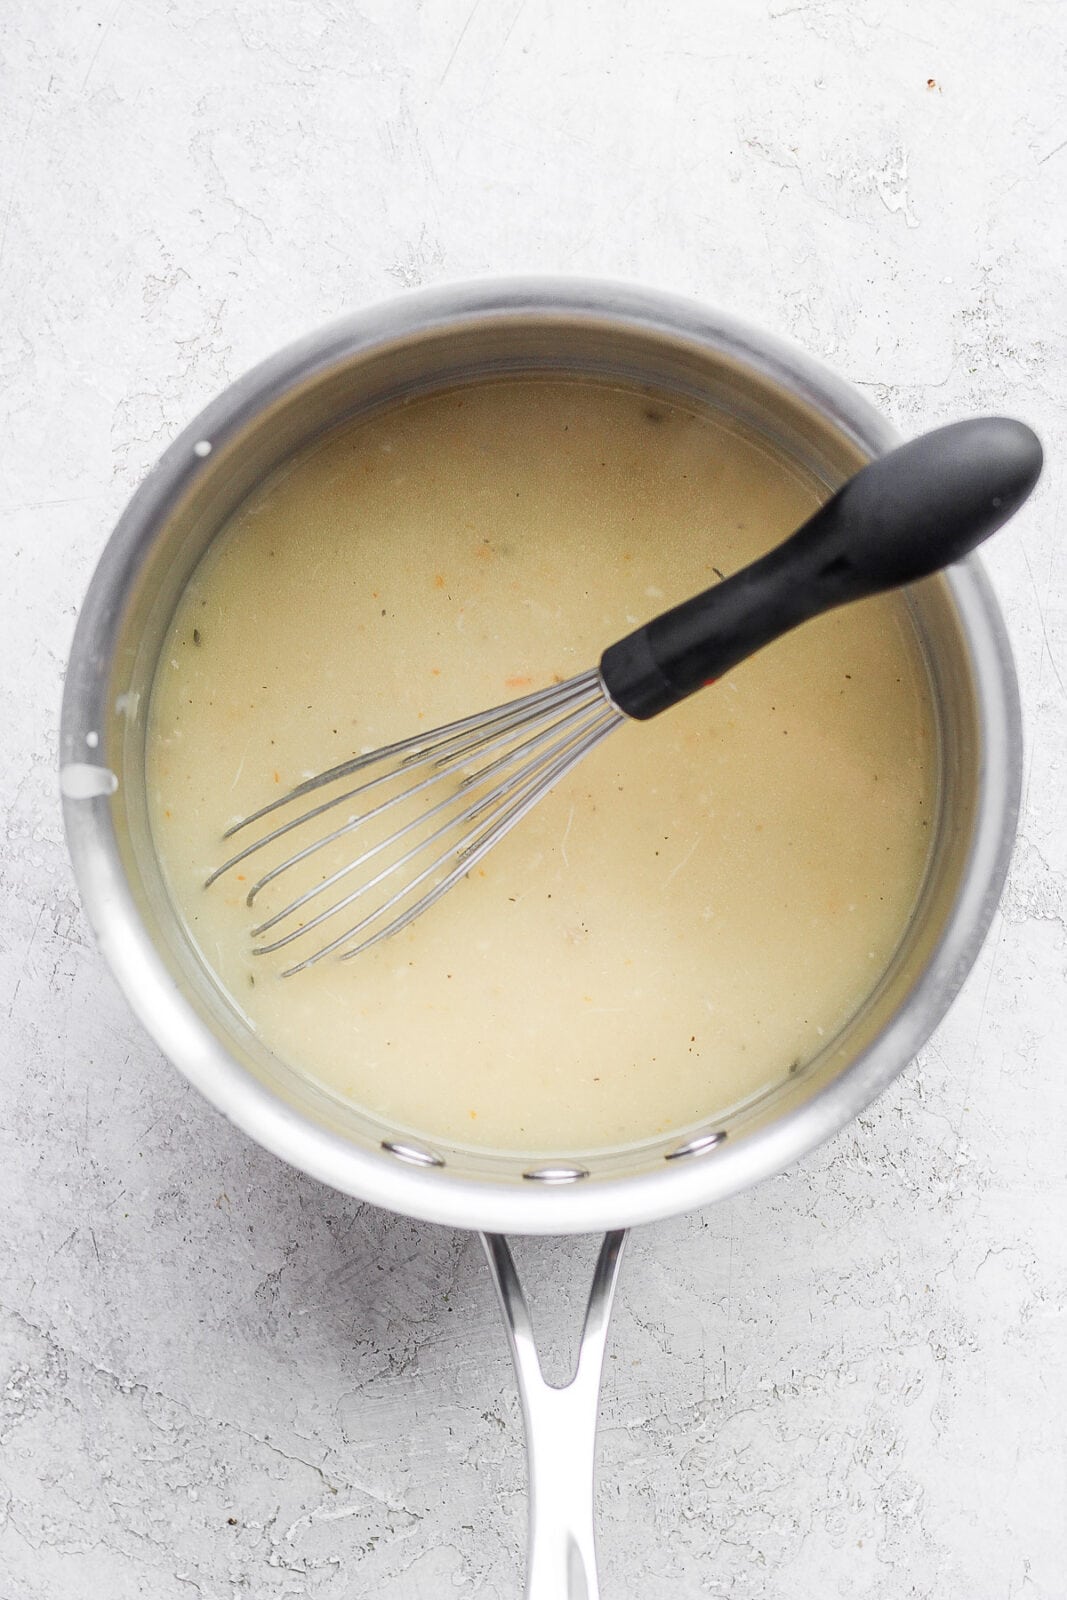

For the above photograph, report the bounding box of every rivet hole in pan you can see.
[665,1129,727,1161]
[381,1139,445,1169]
[522,1164,590,1184]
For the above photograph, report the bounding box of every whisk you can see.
[207,417,1041,974]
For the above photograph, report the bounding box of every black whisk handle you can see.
[598,417,1042,720]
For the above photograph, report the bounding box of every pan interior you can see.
[91,313,978,1189]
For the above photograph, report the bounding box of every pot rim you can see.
[61,276,1022,1234]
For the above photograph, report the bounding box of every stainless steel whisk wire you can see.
[206,670,623,974]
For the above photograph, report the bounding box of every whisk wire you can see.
[251,696,617,953]
[219,673,600,843]
[246,693,611,937]
[202,665,601,889]
[246,683,611,910]
[297,708,620,974]
[208,670,623,971]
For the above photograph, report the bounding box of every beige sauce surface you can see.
[147,380,934,1154]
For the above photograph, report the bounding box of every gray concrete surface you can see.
[2,1,1064,1594]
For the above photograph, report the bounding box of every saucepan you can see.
[60,280,1021,1596]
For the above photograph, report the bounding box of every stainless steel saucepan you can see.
[60,280,1022,1597]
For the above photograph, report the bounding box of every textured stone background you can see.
[1,1,1064,1595]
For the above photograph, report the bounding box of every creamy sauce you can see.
[147,380,934,1154]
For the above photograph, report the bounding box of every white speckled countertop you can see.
[2,2,1064,1595]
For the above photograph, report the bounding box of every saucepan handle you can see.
[480,1230,628,1600]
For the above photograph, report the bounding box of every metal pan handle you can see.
[481,1230,628,1600]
